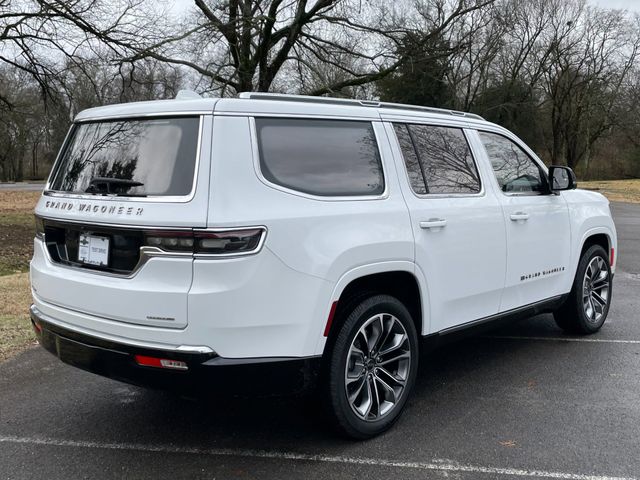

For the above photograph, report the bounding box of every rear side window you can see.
[49,117,200,197]
[255,118,384,197]
[393,124,481,195]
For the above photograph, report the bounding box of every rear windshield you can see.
[48,117,200,197]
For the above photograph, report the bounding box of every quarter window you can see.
[393,124,481,194]
[255,118,384,197]
[478,132,547,194]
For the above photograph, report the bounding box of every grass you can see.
[0,273,35,362]
[0,190,40,276]
[580,179,640,203]
[0,190,39,362]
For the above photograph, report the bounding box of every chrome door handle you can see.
[510,212,530,221]
[420,218,447,229]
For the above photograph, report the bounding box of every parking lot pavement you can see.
[1,202,639,480]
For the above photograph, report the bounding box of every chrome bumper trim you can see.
[29,305,215,355]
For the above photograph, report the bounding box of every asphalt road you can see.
[1,202,639,480]
[0,183,44,191]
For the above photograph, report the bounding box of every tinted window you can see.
[479,132,546,194]
[394,124,480,194]
[256,118,384,196]
[49,117,200,196]
[393,124,427,194]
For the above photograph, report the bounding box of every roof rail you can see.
[238,92,484,121]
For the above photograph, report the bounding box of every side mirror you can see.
[549,166,576,192]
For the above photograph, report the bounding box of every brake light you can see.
[144,227,265,256]
[195,229,264,255]
[134,355,188,371]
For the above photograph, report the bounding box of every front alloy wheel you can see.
[582,256,610,324]
[554,244,612,334]
[324,294,418,439]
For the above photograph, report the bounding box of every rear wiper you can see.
[86,177,144,195]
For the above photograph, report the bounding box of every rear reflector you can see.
[323,301,339,337]
[31,319,42,334]
[134,355,188,371]
[611,247,615,266]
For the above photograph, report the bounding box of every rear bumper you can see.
[30,305,320,394]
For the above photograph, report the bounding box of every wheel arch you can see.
[316,262,428,356]
[577,227,615,272]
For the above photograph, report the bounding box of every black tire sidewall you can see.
[326,294,419,439]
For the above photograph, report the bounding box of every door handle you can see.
[420,218,447,229]
[510,212,530,221]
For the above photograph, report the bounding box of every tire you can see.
[554,244,612,334]
[323,294,419,439]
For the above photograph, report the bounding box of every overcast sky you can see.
[167,0,640,15]
[591,0,640,10]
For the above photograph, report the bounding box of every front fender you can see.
[565,190,617,281]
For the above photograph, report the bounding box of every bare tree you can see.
[95,0,495,96]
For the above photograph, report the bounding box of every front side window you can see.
[255,118,384,197]
[478,131,547,194]
[393,124,481,194]
[49,117,200,197]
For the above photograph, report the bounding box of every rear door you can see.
[471,130,571,311]
[385,121,507,333]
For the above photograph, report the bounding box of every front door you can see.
[473,130,572,312]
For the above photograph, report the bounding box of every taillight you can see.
[194,229,264,255]
[143,227,266,256]
[144,230,194,252]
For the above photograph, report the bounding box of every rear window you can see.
[393,123,481,195]
[255,118,384,197]
[48,117,200,197]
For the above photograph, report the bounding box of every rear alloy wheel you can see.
[554,244,612,334]
[324,294,418,439]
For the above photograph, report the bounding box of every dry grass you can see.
[0,190,40,276]
[0,191,39,361]
[0,273,35,362]
[580,179,640,204]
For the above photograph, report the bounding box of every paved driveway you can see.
[1,203,639,479]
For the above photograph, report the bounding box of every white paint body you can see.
[30,95,617,359]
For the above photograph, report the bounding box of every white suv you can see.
[30,93,616,438]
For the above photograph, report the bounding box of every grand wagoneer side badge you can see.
[520,266,565,282]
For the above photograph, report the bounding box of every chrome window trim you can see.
[389,122,486,200]
[248,117,389,202]
[44,114,206,204]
